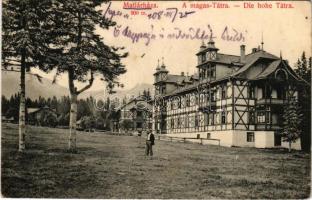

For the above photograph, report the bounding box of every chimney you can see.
[181,72,185,76]
[240,45,246,62]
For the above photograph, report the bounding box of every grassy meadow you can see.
[1,123,311,198]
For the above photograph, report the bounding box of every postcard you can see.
[1,0,311,199]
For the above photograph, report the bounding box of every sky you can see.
[32,1,311,92]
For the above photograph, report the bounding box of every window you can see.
[264,86,271,99]
[177,117,181,128]
[207,52,212,60]
[221,86,227,99]
[260,86,265,99]
[189,115,195,127]
[186,95,190,107]
[171,118,174,129]
[180,116,185,128]
[206,93,210,103]
[204,113,209,126]
[210,69,215,78]
[249,110,255,124]
[276,87,284,99]
[195,115,199,127]
[257,111,265,123]
[275,69,288,81]
[161,86,166,94]
[209,113,214,125]
[195,96,199,105]
[211,92,215,101]
[266,111,270,123]
[178,98,181,109]
[174,117,178,128]
[185,115,189,128]
[247,132,255,142]
[198,56,201,64]
[200,94,205,104]
[202,54,206,62]
[207,133,211,139]
[181,97,185,108]
[248,87,255,98]
[190,95,196,106]
[137,111,143,118]
[137,122,142,128]
[221,111,226,124]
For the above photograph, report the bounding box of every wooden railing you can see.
[156,135,220,146]
[257,98,284,104]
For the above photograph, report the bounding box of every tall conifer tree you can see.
[50,0,127,151]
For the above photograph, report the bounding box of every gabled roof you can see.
[157,45,307,97]
[130,102,152,111]
[232,51,307,84]
[28,106,57,114]
[245,49,279,61]
[232,50,279,77]
[253,60,281,80]
[118,95,152,110]
[252,59,310,85]
[28,108,40,114]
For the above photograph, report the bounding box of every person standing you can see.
[146,130,155,157]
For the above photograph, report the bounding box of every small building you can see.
[117,95,152,134]
[27,106,57,127]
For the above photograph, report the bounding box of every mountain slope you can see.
[81,83,154,99]
[2,71,154,100]
[1,71,69,99]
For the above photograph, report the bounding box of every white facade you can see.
[166,130,280,148]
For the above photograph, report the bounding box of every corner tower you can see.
[153,58,169,95]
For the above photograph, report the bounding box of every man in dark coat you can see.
[146,129,155,156]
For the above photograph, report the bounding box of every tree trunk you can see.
[288,141,292,153]
[18,53,26,152]
[68,93,78,151]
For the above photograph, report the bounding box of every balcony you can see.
[257,98,284,105]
